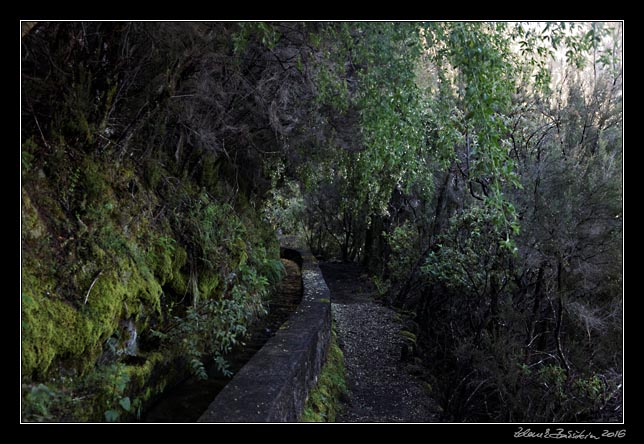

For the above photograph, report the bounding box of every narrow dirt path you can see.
[319,262,439,423]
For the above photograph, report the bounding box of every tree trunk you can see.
[362,214,374,267]
[525,263,546,364]
[554,259,571,375]
[487,274,499,333]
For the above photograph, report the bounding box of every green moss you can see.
[22,274,96,379]
[96,256,162,318]
[21,123,286,420]
[123,352,170,419]
[147,235,178,286]
[21,190,45,240]
[168,244,188,295]
[143,157,166,190]
[79,157,112,210]
[125,353,162,386]
[301,328,347,422]
[21,253,163,380]
[197,272,220,300]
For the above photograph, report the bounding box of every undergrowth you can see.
[300,327,347,422]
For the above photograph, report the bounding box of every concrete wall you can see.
[197,246,331,422]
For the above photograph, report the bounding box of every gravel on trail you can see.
[319,262,439,423]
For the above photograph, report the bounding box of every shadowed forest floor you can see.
[319,262,440,423]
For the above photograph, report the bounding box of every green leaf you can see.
[105,409,120,422]
[119,396,131,412]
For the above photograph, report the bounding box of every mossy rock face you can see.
[22,284,98,379]
[21,137,283,420]
[21,254,163,380]
[167,244,189,295]
[301,329,347,422]
[22,190,46,240]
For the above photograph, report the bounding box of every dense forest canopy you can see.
[21,21,622,422]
